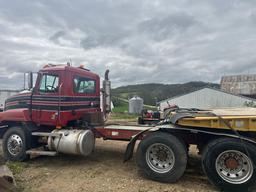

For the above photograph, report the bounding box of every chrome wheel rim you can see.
[215,150,253,184]
[146,143,175,173]
[7,134,23,156]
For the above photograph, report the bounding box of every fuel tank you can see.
[48,129,95,156]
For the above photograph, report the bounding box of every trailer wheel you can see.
[202,138,256,191]
[2,126,30,161]
[136,132,187,183]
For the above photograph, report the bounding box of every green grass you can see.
[6,162,29,192]
[6,162,27,175]
[110,98,138,120]
[112,97,129,113]
[112,104,128,113]
[110,112,138,120]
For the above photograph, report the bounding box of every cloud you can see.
[49,31,66,43]
[137,12,198,41]
[0,0,256,89]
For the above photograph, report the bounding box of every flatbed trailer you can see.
[99,108,256,140]
[0,64,256,192]
[93,108,256,192]
[94,108,256,149]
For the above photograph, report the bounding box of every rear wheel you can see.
[202,138,256,191]
[136,132,187,183]
[2,126,30,161]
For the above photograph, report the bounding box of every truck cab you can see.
[1,64,102,129]
[0,64,110,162]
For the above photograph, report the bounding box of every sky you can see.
[0,0,256,89]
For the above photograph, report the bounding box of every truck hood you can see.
[4,92,32,111]
[0,108,30,123]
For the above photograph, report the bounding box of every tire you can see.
[2,126,30,161]
[136,132,187,183]
[202,138,256,192]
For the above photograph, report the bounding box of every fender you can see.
[0,109,31,138]
[123,127,158,162]
[0,109,30,124]
[123,124,256,162]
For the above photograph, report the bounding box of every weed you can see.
[6,162,26,175]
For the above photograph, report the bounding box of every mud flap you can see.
[124,127,159,162]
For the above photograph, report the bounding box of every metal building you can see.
[159,87,256,111]
[0,90,20,110]
[220,74,256,98]
[129,96,143,114]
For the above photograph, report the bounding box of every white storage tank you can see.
[129,96,143,114]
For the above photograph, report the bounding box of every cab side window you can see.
[73,76,96,94]
[39,74,59,92]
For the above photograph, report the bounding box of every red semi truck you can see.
[0,64,256,191]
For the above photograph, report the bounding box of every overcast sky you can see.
[0,0,256,89]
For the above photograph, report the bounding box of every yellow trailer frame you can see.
[177,108,256,132]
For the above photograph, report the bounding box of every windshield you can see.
[39,74,59,92]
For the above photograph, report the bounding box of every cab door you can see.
[32,72,61,126]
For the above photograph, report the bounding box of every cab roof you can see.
[39,64,100,79]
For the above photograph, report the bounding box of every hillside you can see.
[112,81,220,106]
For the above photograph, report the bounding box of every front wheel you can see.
[2,126,30,161]
[202,138,256,191]
[136,132,187,183]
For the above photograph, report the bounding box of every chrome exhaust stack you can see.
[102,69,111,118]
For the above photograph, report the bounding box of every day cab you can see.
[0,64,102,132]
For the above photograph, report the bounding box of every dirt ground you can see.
[0,138,218,192]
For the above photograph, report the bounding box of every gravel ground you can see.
[0,139,218,192]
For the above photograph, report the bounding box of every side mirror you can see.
[28,72,33,90]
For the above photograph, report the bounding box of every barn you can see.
[158,87,256,111]
[221,74,256,98]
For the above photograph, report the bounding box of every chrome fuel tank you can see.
[48,129,95,156]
